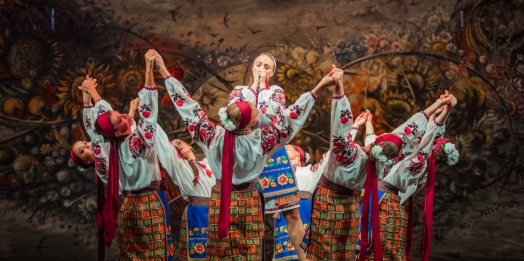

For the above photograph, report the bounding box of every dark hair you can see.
[435,145,448,164]
[377,141,399,159]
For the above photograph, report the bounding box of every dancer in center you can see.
[164,50,343,259]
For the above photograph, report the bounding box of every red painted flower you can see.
[404,126,412,135]
[194,242,205,254]
[144,132,153,139]
[142,111,151,118]
[290,112,298,119]
[340,117,349,124]
[94,148,101,155]
[278,174,288,186]
[175,100,184,107]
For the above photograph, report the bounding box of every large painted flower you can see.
[115,49,146,98]
[277,61,322,102]
[387,60,438,101]
[191,85,229,122]
[380,90,420,128]
[57,60,117,118]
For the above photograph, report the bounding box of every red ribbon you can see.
[360,133,403,261]
[374,133,403,150]
[406,196,413,261]
[419,138,451,261]
[217,102,252,239]
[95,111,121,260]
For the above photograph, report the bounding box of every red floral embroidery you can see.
[290,112,298,119]
[404,126,412,135]
[144,132,152,139]
[188,124,196,132]
[340,117,349,124]
[131,137,142,149]
[336,154,343,162]
[261,107,267,114]
[142,111,151,118]
[94,148,101,155]
[176,100,184,107]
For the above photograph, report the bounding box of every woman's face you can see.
[109,111,133,137]
[252,55,275,79]
[171,139,194,160]
[285,145,302,166]
[73,141,94,164]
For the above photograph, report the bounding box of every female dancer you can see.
[80,50,174,260]
[163,48,341,259]
[358,94,455,261]
[379,96,458,261]
[164,139,216,260]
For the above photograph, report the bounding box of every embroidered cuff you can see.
[434,119,445,126]
[84,104,94,108]
[144,85,157,90]
[309,91,318,100]
[164,74,173,80]
[421,111,429,120]
[366,133,375,137]
[94,98,104,104]
[352,126,359,130]
[333,94,345,99]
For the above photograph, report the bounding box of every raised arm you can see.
[383,96,455,191]
[133,50,160,147]
[364,111,376,146]
[260,66,341,156]
[160,58,219,150]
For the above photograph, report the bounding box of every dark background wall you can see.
[0,0,523,260]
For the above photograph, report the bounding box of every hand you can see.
[145,49,156,71]
[366,110,373,123]
[353,110,368,128]
[129,98,140,108]
[450,95,457,107]
[438,95,453,106]
[78,75,97,94]
[152,50,166,70]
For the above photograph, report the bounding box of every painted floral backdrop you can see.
[0,0,523,260]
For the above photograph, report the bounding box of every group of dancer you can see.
[69,49,459,261]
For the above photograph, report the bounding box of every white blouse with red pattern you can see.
[155,126,216,200]
[165,76,317,185]
[94,86,161,191]
[228,85,286,128]
[382,120,446,194]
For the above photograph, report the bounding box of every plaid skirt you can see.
[363,193,407,261]
[117,190,174,261]
[307,186,360,261]
[206,182,264,260]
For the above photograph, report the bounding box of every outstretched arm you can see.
[160,55,219,150]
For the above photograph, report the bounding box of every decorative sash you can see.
[185,201,210,259]
[273,198,313,261]
[257,147,299,200]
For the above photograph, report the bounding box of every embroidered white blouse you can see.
[155,127,216,200]
[382,120,446,194]
[165,76,317,185]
